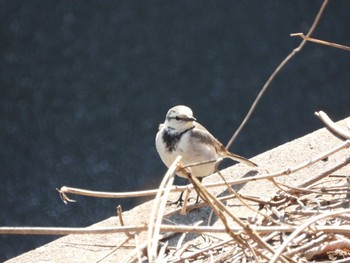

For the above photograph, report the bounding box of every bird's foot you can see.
[167,197,184,207]
[188,194,201,204]
[167,193,201,207]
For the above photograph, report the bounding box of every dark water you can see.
[1,1,349,261]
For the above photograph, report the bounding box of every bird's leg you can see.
[167,190,185,206]
[167,163,191,206]
[167,170,188,206]
[167,163,205,206]
[214,158,223,173]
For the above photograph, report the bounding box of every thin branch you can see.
[61,123,348,212]
[177,238,234,262]
[58,186,159,203]
[315,111,350,139]
[117,205,133,239]
[1,224,350,236]
[270,156,350,196]
[291,33,350,52]
[147,155,180,262]
[187,172,284,262]
[304,238,350,260]
[226,0,330,149]
[297,156,350,189]
[57,139,350,203]
[286,234,330,257]
[96,236,132,263]
[121,231,174,263]
[270,209,350,263]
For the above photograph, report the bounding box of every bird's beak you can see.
[186,116,196,122]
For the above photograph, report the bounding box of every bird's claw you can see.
[167,197,184,207]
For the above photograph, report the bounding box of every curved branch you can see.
[315,111,350,139]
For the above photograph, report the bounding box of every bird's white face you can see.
[164,105,196,132]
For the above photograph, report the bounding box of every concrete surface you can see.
[6,116,350,262]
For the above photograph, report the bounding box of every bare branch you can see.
[147,155,180,262]
[226,0,330,149]
[270,209,350,263]
[1,224,350,236]
[291,33,350,52]
[315,111,350,139]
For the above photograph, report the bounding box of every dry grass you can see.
[148,112,350,263]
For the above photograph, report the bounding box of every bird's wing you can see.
[191,122,226,153]
[192,122,257,167]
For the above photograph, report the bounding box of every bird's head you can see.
[164,105,197,132]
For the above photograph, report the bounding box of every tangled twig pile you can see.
[144,111,350,263]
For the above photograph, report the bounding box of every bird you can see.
[155,105,257,204]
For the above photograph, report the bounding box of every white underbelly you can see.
[156,131,218,178]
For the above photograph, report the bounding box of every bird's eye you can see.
[175,116,180,121]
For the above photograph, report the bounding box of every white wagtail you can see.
[155,105,257,204]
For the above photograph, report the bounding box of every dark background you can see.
[1,1,349,261]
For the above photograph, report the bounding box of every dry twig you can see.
[226,0,330,149]
[291,33,350,52]
[57,139,350,204]
[147,156,181,262]
[315,111,350,140]
[270,209,350,263]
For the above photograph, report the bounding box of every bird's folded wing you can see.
[192,122,257,167]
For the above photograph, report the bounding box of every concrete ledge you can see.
[6,117,350,262]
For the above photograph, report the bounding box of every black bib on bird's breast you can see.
[162,126,195,153]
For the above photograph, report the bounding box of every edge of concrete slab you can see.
[6,116,350,263]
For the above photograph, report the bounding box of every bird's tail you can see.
[226,152,258,167]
